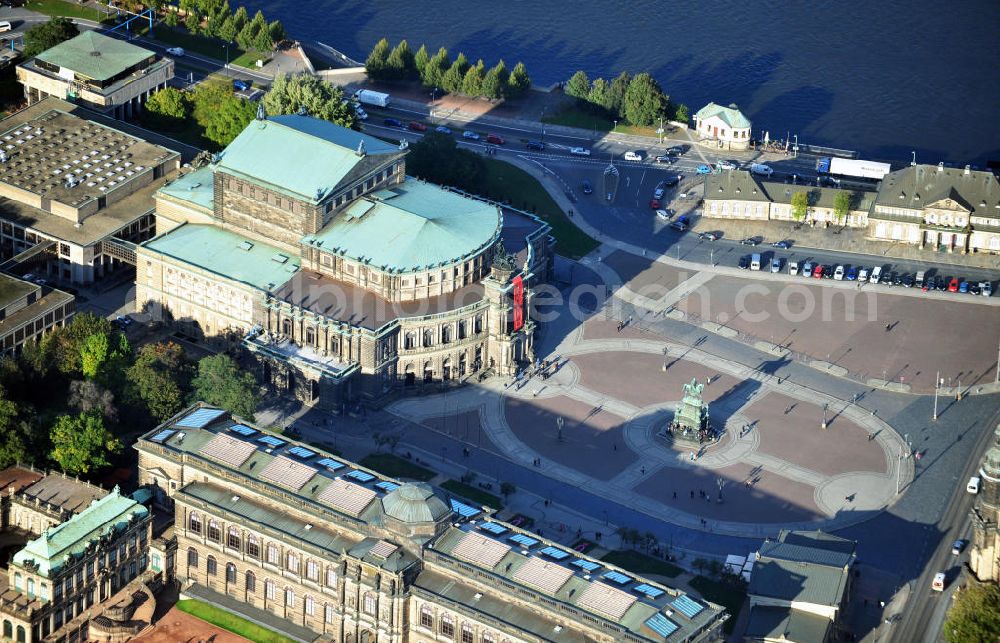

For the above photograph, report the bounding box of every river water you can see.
[243,0,1000,163]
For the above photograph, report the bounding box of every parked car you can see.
[462,130,481,140]
[653,183,666,199]
[770,258,782,273]
[952,539,967,555]
[166,47,185,57]
[696,164,712,175]
[869,266,883,284]
[902,274,915,288]
[115,315,132,327]
[857,267,869,282]
[526,140,545,150]
[569,147,591,156]
[882,271,895,286]
[699,231,718,240]
[833,265,845,280]
[667,146,686,155]
[932,572,946,592]
[233,78,251,91]
[384,118,404,128]
[823,265,835,279]
[846,266,858,281]
[435,125,452,134]
[354,106,368,120]
[716,159,738,170]
[969,282,981,295]
[740,237,760,246]
[657,210,672,221]
[654,154,672,163]
[408,121,428,132]
[959,280,969,293]
[624,151,644,161]
[738,256,751,270]
[948,277,960,292]
[486,133,505,145]
[935,276,946,291]
[581,180,593,194]
[771,240,791,249]
[812,264,824,278]
[981,281,993,297]
[663,174,681,187]
[800,261,814,276]
[649,199,661,209]
[788,261,799,276]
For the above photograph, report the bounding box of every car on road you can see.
[233,79,251,91]
[115,315,132,327]
[408,121,428,132]
[696,164,712,175]
[657,210,672,221]
[581,180,593,194]
[812,265,824,278]
[624,151,644,161]
[384,118,404,128]
[486,133,505,145]
[833,265,845,280]
[569,147,591,156]
[788,261,799,276]
[649,199,661,209]
[462,130,481,140]
[738,256,751,270]
[959,280,969,293]
[526,140,545,151]
[771,239,792,249]
[435,125,452,134]
[846,266,858,281]
[654,154,672,163]
[857,267,869,282]
[667,145,686,155]
[948,277,960,292]
[740,237,760,246]
[716,159,738,170]
[770,258,782,273]
[653,183,666,199]
[932,572,946,592]
[981,281,993,297]
[354,106,368,120]
[699,231,718,240]
[750,163,774,176]
[166,47,185,57]
[952,539,967,555]
[800,261,814,276]
[883,271,895,286]
[663,174,681,187]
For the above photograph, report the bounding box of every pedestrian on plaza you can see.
[640,466,646,475]
[690,490,694,499]
[672,491,677,499]
[885,322,891,332]
[613,443,617,451]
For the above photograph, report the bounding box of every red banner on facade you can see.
[512,276,524,331]
[513,306,524,331]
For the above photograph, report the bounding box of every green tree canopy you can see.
[405,132,485,192]
[127,342,192,422]
[262,73,356,127]
[833,190,852,223]
[39,312,119,377]
[608,71,632,117]
[944,583,1000,643]
[674,102,690,123]
[164,10,179,27]
[588,77,611,112]
[507,61,531,98]
[791,191,809,220]
[365,37,391,80]
[142,87,190,131]
[268,20,286,44]
[440,53,469,93]
[191,354,260,420]
[481,60,509,100]
[235,20,257,50]
[461,59,485,97]
[623,72,667,126]
[0,388,31,469]
[49,411,121,475]
[217,14,237,42]
[192,83,255,148]
[422,47,450,89]
[250,11,273,52]
[565,70,590,100]
[23,16,79,58]
[231,5,248,32]
[413,44,430,77]
[184,9,201,34]
[386,39,416,80]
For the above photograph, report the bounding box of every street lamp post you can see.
[223,43,230,77]
[716,476,724,502]
[556,416,564,442]
[933,370,940,420]
[613,119,618,133]
[793,134,798,157]
[821,403,828,429]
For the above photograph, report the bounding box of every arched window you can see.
[207,519,220,542]
[461,623,474,643]
[245,571,256,593]
[265,580,276,600]
[188,512,202,534]
[419,605,433,628]
[286,552,299,573]
[246,534,260,558]
[326,567,337,587]
[187,548,198,568]
[285,587,295,607]
[2,620,10,638]
[404,332,415,350]
[305,595,315,616]
[325,604,335,623]
[13,573,21,590]
[227,527,241,550]
[226,563,237,584]
[474,315,483,334]
[423,329,433,347]
[206,556,217,576]
[362,592,376,615]
[282,319,292,336]
[483,633,496,643]
[440,614,454,637]
[306,327,315,345]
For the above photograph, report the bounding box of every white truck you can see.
[353,89,391,108]
[816,157,891,180]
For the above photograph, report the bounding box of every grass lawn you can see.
[688,576,747,634]
[231,50,270,69]
[25,0,105,19]
[151,27,245,62]
[479,158,598,259]
[359,453,436,482]
[600,549,683,578]
[440,479,502,509]
[176,599,296,643]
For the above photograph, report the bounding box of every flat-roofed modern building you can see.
[0,98,181,284]
[136,404,728,643]
[137,112,553,406]
[17,31,174,120]
[0,274,73,355]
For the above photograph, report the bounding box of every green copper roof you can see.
[12,487,147,577]
[142,223,299,292]
[35,32,154,82]
[306,179,501,272]
[158,166,215,212]
[215,115,401,203]
[696,102,752,129]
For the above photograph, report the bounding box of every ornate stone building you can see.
[137,404,728,642]
[969,423,1000,583]
[137,113,552,408]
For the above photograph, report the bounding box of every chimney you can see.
[964,165,971,175]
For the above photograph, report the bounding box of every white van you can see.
[750,163,773,176]
[968,476,980,494]
[932,572,946,592]
[750,253,762,271]
[789,261,799,276]
[0,22,11,34]
[869,266,883,284]
[915,271,925,288]
[624,151,644,161]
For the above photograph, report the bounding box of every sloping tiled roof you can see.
[748,558,848,606]
[35,32,153,81]
[764,183,876,211]
[745,605,832,642]
[695,102,752,129]
[704,170,771,202]
[875,164,1000,218]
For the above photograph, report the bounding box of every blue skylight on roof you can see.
[633,583,664,599]
[176,408,225,428]
[316,458,345,471]
[149,429,175,443]
[450,499,481,518]
[670,594,704,618]
[539,546,570,560]
[229,424,257,437]
[478,522,508,535]
[257,435,286,449]
[509,534,539,548]
[375,481,400,492]
[572,559,601,573]
[646,613,678,637]
[603,570,632,585]
[345,470,375,483]
[287,446,316,460]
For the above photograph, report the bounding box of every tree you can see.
[231,5,248,33]
[267,20,285,45]
[481,60,509,100]
[250,11,273,52]
[588,77,611,112]
[0,388,30,469]
[422,47,450,89]
[461,59,485,97]
[184,9,201,34]
[615,526,628,547]
[191,354,260,420]
[164,10,179,28]
[127,342,192,422]
[262,73,356,127]
[944,583,1000,643]
[79,329,129,385]
[49,411,121,475]
[365,37,391,80]
[833,190,852,224]
[217,14,237,42]
[608,71,632,117]
[413,44,429,79]
[23,16,79,58]
[674,102,690,123]
[142,87,190,131]
[507,61,531,98]
[386,39,415,80]
[499,482,516,499]
[692,558,709,575]
[405,132,485,191]
[235,20,257,51]
[68,380,117,422]
[565,70,590,100]
[791,191,809,221]
[39,313,119,377]
[192,83,255,148]
[623,73,666,126]
[440,53,469,93]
